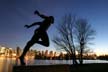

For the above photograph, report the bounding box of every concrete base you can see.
[13,64,70,72]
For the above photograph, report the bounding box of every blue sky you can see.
[0,0,108,54]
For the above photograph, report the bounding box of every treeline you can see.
[97,55,108,60]
[35,52,71,60]
[34,51,96,60]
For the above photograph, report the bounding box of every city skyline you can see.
[0,0,108,55]
[0,45,97,59]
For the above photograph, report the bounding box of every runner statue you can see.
[19,10,54,65]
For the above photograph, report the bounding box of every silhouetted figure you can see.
[19,10,54,65]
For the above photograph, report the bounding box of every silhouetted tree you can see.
[75,19,95,64]
[53,14,95,65]
[53,14,78,65]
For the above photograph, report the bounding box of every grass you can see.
[13,63,108,72]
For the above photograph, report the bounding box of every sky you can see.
[0,0,108,55]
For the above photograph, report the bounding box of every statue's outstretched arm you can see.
[34,10,48,19]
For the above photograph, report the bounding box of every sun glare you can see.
[94,49,108,56]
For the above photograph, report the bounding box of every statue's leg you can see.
[37,32,49,47]
[19,33,39,65]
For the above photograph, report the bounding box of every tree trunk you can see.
[80,44,84,65]
[72,51,78,65]
[80,48,83,64]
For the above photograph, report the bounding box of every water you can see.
[32,60,108,65]
[0,57,16,72]
[1,57,108,72]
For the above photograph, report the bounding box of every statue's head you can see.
[49,16,54,24]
